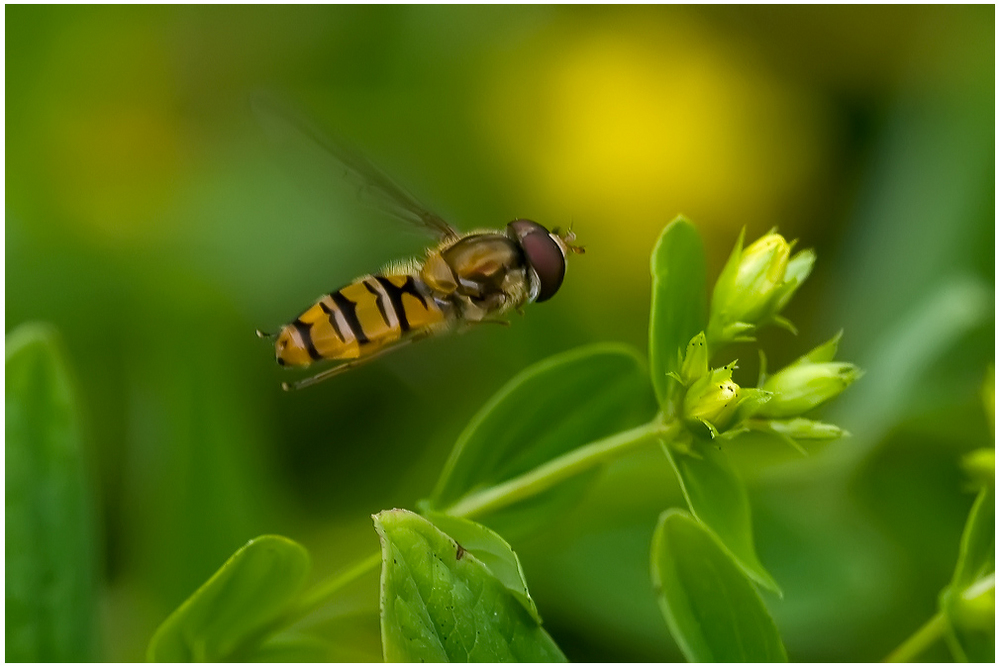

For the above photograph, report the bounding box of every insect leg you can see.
[456,318,510,334]
[281,332,432,391]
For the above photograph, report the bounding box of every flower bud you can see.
[682,362,772,438]
[757,333,862,419]
[708,229,815,345]
[683,363,741,435]
[731,233,790,321]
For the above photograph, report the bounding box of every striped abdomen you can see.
[275,274,446,367]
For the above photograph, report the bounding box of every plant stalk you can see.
[883,611,947,662]
[443,417,680,519]
[289,550,383,621]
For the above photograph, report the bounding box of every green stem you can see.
[883,611,948,662]
[289,551,382,621]
[443,417,679,519]
[275,415,679,636]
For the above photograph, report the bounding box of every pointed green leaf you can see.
[679,331,709,385]
[147,535,310,662]
[426,344,654,529]
[755,418,846,447]
[423,511,541,623]
[649,216,708,407]
[5,324,99,662]
[793,330,843,366]
[940,486,995,662]
[661,442,779,593]
[651,510,787,662]
[374,509,566,662]
[729,387,773,427]
[247,629,385,663]
[773,248,816,313]
[706,227,746,347]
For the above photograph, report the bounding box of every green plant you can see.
[884,368,995,663]
[4,219,868,661]
[135,217,861,661]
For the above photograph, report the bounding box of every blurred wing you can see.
[251,93,459,242]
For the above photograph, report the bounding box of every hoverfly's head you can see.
[506,219,584,303]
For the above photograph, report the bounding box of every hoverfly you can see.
[255,103,583,390]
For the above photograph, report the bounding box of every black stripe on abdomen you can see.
[374,275,427,333]
[318,301,346,342]
[330,290,369,344]
[362,280,392,328]
[292,319,321,361]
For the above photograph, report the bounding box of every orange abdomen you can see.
[275,274,446,368]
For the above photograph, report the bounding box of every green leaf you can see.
[147,535,311,662]
[426,343,654,529]
[5,323,99,661]
[661,441,780,593]
[374,509,566,662]
[423,511,541,623]
[651,509,787,662]
[940,486,995,662]
[649,216,708,407]
[679,331,709,385]
[982,364,994,433]
[246,635,337,662]
[774,248,816,313]
[247,630,385,663]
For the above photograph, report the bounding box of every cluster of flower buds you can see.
[672,229,861,447]
[675,329,860,445]
[707,229,815,348]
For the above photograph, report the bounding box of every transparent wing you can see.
[251,93,459,242]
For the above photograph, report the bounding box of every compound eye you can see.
[507,219,566,303]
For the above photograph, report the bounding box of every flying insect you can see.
[256,105,583,390]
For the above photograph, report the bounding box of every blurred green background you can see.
[6,5,994,662]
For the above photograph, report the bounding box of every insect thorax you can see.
[419,233,531,320]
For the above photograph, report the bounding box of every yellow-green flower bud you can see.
[708,229,815,345]
[952,575,996,631]
[683,362,742,435]
[732,233,790,321]
[757,333,862,419]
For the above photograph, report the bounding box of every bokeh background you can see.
[6,5,994,662]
